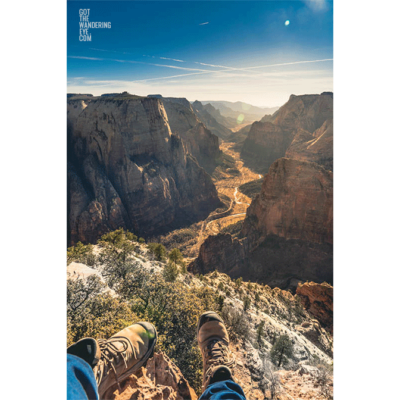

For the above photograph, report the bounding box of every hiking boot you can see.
[197,311,236,391]
[69,322,157,398]
[67,337,101,368]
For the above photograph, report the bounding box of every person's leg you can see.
[199,379,246,400]
[67,322,157,399]
[197,311,247,400]
[67,354,99,400]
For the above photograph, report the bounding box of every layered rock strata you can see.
[241,92,333,172]
[67,95,220,245]
[190,158,333,288]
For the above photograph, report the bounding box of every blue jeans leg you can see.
[199,379,247,400]
[67,354,99,400]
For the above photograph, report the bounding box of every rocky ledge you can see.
[296,282,333,333]
[103,352,197,400]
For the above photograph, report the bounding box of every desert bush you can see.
[316,365,333,399]
[257,320,265,347]
[243,296,251,312]
[148,243,166,261]
[67,276,138,346]
[168,248,183,265]
[260,355,281,400]
[67,242,96,266]
[97,231,140,291]
[163,261,179,282]
[221,305,251,342]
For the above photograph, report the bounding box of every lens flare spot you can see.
[236,114,245,124]
[285,20,290,26]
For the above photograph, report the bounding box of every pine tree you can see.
[270,334,294,367]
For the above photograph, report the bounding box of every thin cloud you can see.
[199,22,209,25]
[303,0,329,12]
[67,55,213,72]
[131,58,333,82]
[69,54,333,84]
[160,57,184,63]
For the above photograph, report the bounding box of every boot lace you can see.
[204,339,235,381]
[97,337,130,389]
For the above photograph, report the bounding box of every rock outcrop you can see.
[240,121,293,173]
[242,158,333,245]
[272,92,333,133]
[192,101,233,140]
[241,92,333,172]
[190,158,333,288]
[67,94,221,245]
[103,352,197,400]
[157,97,222,173]
[296,281,333,333]
[285,118,333,171]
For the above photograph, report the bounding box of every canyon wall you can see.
[192,100,233,140]
[241,92,333,172]
[190,158,333,289]
[285,118,333,171]
[158,97,222,174]
[296,282,333,333]
[67,95,221,245]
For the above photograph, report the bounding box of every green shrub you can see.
[67,242,95,266]
[148,243,166,261]
[270,334,294,367]
[163,261,179,282]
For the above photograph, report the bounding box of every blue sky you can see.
[67,0,333,107]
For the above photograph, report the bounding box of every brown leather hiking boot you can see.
[197,311,236,391]
[69,322,157,398]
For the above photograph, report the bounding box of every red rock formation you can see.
[285,119,333,171]
[240,122,293,172]
[190,158,333,288]
[242,158,333,245]
[296,282,333,333]
[272,92,333,133]
[241,92,333,172]
[103,352,197,400]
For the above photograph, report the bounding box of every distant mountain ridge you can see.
[202,100,280,117]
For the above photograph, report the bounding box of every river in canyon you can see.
[153,138,262,259]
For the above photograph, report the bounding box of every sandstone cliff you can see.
[241,92,333,172]
[242,158,333,245]
[272,92,333,133]
[67,95,221,245]
[240,121,293,173]
[158,97,222,174]
[285,118,333,171]
[190,158,333,288]
[192,101,233,140]
[296,281,333,333]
